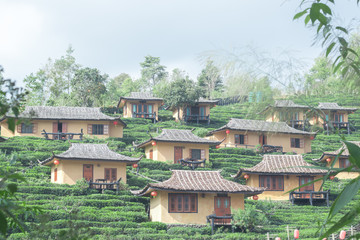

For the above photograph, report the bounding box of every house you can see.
[41,143,140,185]
[310,102,357,134]
[137,129,221,164]
[132,170,264,224]
[206,118,315,154]
[0,106,126,140]
[313,141,360,179]
[233,155,328,202]
[117,92,164,122]
[171,98,218,124]
[262,100,310,130]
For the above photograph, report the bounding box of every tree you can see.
[70,67,108,107]
[197,60,223,99]
[294,1,360,78]
[139,55,167,92]
[106,73,134,105]
[163,69,202,121]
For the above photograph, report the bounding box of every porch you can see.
[88,178,123,193]
[179,158,206,170]
[133,112,156,123]
[261,144,283,154]
[323,121,351,134]
[206,214,234,234]
[184,114,210,124]
[289,190,329,207]
[288,120,309,131]
[41,129,84,140]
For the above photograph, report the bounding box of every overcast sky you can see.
[0,0,359,87]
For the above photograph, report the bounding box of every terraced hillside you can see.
[1,94,360,239]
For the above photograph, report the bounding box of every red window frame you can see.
[168,193,197,213]
[259,175,284,191]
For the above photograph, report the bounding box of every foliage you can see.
[294,0,360,79]
[197,60,223,99]
[139,55,168,92]
[232,204,269,233]
[105,73,139,106]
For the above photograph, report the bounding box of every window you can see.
[92,124,104,135]
[191,149,202,159]
[169,193,197,213]
[235,134,245,144]
[340,158,351,168]
[104,168,117,182]
[291,138,303,148]
[259,175,284,191]
[21,123,33,133]
[334,114,344,122]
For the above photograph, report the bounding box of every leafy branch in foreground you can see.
[294,0,360,77]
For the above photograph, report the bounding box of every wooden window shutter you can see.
[290,138,295,148]
[17,123,22,133]
[62,123,68,133]
[105,168,110,181]
[300,138,305,148]
[32,123,38,134]
[103,124,109,135]
[87,124,92,134]
[189,149,192,158]
[244,135,248,145]
[53,122,58,133]
[111,168,117,182]
[201,149,205,159]
[54,168,57,182]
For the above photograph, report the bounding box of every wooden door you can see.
[174,147,183,164]
[259,135,267,146]
[214,196,231,224]
[149,149,153,160]
[52,122,58,139]
[83,164,93,182]
[299,176,314,198]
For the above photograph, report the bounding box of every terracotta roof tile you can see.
[41,143,140,165]
[132,170,264,196]
[274,100,308,108]
[121,92,163,101]
[137,129,221,148]
[209,118,314,135]
[233,155,327,178]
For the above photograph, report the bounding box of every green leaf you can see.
[344,141,360,168]
[317,13,328,25]
[7,183,17,194]
[310,3,320,24]
[318,3,332,15]
[333,60,344,73]
[326,42,336,57]
[7,173,26,182]
[293,9,308,20]
[0,211,7,235]
[7,118,15,133]
[338,37,348,47]
[350,63,360,77]
[304,15,311,25]
[327,176,360,221]
[335,26,348,34]
[341,65,349,76]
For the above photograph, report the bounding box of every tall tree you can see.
[71,67,108,107]
[164,69,202,121]
[139,55,167,91]
[197,60,223,99]
[106,73,134,105]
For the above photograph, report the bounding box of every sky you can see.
[0,0,359,87]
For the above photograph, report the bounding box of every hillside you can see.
[1,94,360,239]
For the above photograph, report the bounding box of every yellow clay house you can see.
[137,129,221,164]
[262,100,310,130]
[117,92,163,123]
[170,98,218,124]
[0,106,126,140]
[206,118,315,154]
[310,102,357,134]
[132,170,264,224]
[233,155,328,204]
[313,141,360,179]
[41,143,140,185]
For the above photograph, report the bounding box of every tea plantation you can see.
[1,94,360,239]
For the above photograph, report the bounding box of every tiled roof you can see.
[233,155,327,178]
[41,143,140,165]
[197,98,219,104]
[209,118,314,135]
[274,100,308,108]
[137,129,222,148]
[317,102,357,111]
[132,170,264,196]
[7,106,124,124]
[120,92,163,101]
[314,141,360,162]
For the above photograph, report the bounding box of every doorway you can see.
[83,164,93,181]
[214,196,231,224]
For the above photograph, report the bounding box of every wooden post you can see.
[266,232,270,240]
[351,225,354,240]
[211,217,215,235]
[309,192,313,206]
[287,225,290,240]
